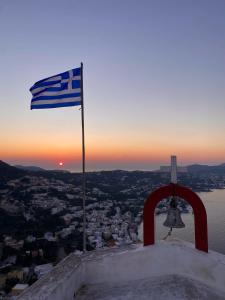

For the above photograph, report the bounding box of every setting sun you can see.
[59,162,64,166]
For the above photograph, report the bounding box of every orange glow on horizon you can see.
[1,131,225,167]
[1,145,225,166]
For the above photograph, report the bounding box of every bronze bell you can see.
[163,197,185,228]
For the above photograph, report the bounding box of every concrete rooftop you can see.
[76,274,225,300]
[18,239,225,300]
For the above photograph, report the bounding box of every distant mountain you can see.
[0,160,26,181]
[0,161,71,184]
[15,165,70,174]
[15,165,46,172]
[2,160,225,182]
[187,163,225,174]
[187,164,210,172]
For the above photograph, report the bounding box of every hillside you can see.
[187,163,225,174]
[14,165,46,172]
[0,160,26,181]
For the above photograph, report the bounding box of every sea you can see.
[138,189,225,255]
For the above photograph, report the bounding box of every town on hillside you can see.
[0,161,225,296]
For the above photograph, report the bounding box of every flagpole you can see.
[80,62,86,252]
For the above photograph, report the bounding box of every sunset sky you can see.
[0,0,225,171]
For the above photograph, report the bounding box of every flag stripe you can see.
[31,83,62,95]
[31,92,81,102]
[31,97,81,106]
[31,101,81,109]
[32,88,81,99]
[32,84,67,97]
[42,75,62,83]
[30,80,61,91]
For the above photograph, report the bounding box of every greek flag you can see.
[30,67,82,109]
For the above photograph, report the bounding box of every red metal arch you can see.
[143,183,208,252]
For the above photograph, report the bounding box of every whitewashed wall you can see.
[18,240,225,300]
[17,253,85,300]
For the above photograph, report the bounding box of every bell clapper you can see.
[163,227,173,240]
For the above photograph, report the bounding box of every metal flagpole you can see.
[80,62,86,252]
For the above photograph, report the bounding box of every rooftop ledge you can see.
[17,239,225,300]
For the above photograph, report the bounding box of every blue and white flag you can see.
[30,67,82,109]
